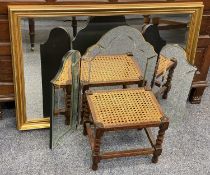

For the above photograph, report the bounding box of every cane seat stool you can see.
[51,53,143,124]
[52,52,176,125]
[84,88,169,170]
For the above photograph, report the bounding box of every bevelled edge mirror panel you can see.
[8,2,203,130]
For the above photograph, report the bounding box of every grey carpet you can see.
[0,70,210,175]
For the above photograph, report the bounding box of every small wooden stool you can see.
[84,88,169,170]
[51,53,176,125]
[51,53,143,125]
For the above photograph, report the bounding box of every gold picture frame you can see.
[8,2,203,130]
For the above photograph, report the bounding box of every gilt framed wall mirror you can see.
[8,2,203,131]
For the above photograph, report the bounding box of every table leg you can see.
[28,18,35,51]
[72,17,77,37]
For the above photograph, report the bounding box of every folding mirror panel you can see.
[9,3,203,148]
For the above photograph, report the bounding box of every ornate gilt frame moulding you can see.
[8,2,203,130]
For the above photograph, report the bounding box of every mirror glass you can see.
[20,14,190,119]
[32,14,196,147]
[19,13,196,148]
[21,17,88,120]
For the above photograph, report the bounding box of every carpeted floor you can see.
[0,70,209,175]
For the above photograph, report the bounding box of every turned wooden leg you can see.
[143,15,151,24]
[72,17,77,37]
[83,120,93,136]
[83,92,92,136]
[162,59,177,99]
[92,128,103,171]
[123,84,127,89]
[138,80,145,87]
[152,117,169,163]
[83,122,88,136]
[81,93,88,124]
[65,85,71,125]
[81,86,89,124]
[82,95,90,134]
[0,103,3,120]
[28,18,35,51]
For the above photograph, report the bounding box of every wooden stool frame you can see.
[84,89,169,170]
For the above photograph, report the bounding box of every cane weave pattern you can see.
[52,54,142,86]
[81,54,142,83]
[52,58,71,86]
[156,55,174,76]
[87,89,163,127]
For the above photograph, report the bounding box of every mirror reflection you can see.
[20,14,194,148]
[21,17,88,119]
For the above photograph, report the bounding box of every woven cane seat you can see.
[87,88,164,128]
[156,55,175,77]
[52,54,142,86]
[51,57,71,86]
